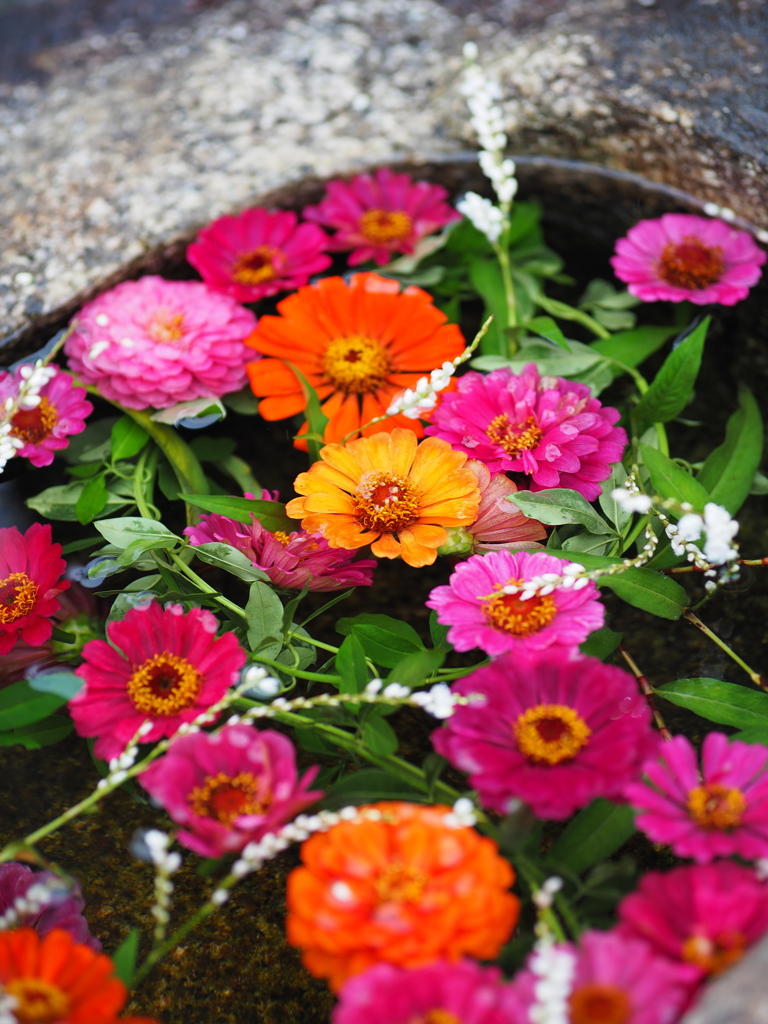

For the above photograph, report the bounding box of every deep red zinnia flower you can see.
[0,523,69,657]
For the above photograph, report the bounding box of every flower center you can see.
[482,582,557,637]
[188,771,268,825]
[0,572,39,624]
[232,245,281,286]
[569,984,631,1024]
[358,209,413,245]
[682,931,747,975]
[10,396,59,445]
[485,413,543,458]
[147,309,186,343]
[323,335,393,394]
[126,651,203,716]
[375,862,427,904]
[421,1012,461,1024]
[658,236,725,290]
[272,530,292,547]
[514,704,592,765]
[5,978,70,1023]
[687,782,746,830]
[354,471,420,534]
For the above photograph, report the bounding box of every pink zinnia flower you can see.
[186,207,331,304]
[0,523,69,657]
[432,648,659,819]
[617,862,768,981]
[333,960,514,1024]
[0,366,92,468]
[426,550,604,657]
[68,601,246,761]
[626,732,768,863]
[302,167,461,266]
[611,213,766,305]
[0,864,100,950]
[184,490,376,592]
[464,460,547,553]
[138,724,322,858]
[64,275,257,410]
[425,366,627,501]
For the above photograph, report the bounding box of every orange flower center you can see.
[5,978,70,1023]
[486,413,543,458]
[658,236,724,290]
[126,651,203,716]
[188,770,269,825]
[375,862,427,904]
[422,1012,461,1024]
[515,704,592,764]
[358,209,413,245]
[354,471,420,534]
[569,984,631,1024]
[482,582,557,637]
[0,572,38,624]
[682,930,747,975]
[323,335,393,394]
[10,396,58,445]
[147,309,186,343]
[273,530,292,547]
[232,245,280,286]
[687,782,746,830]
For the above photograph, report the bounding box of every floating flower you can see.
[432,649,659,819]
[64,276,257,410]
[286,428,481,568]
[0,523,69,657]
[186,207,331,304]
[0,864,100,950]
[0,366,92,468]
[625,732,768,863]
[138,724,322,858]
[425,365,627,501]
[302,168,461,266]
[184,490,376,592]
[610,213,766,305]
[617,862,768,980]
[426,550,603,657]
[285,801,519,992]
[244,272,464,446]
[68,601,246,762]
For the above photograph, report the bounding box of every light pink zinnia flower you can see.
[464,460,547,553]
[302,167,461,266]
[0,366,92,468]
[626,732,768,863]
[426,550,604,657]
[69,601,246,761]
[138,724,322,858]
[186,207,331,304]
[611,213,766,305]
[617,862,768,981]
[432,649,658,819]
[64,275,257,410]
[425,365,627,501]
[0,864,100,950]
[0,523,69,656]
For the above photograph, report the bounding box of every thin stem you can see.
[618,644,672,740]
[166,551,247,621]
[683,611,768,691]
[493,243,518,335]
[513,851,580,941]
[239,659,342,685]
[663,557,768,574]
[286,631,338,654]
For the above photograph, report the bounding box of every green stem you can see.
[239,659,342,684]
[513,851,581,941]
[286,631,338,654]
[683,611,768,691]
[166,551,247,621]
[132,446,160,521]
[493,243,518,335]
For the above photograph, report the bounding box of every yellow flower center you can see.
[188,771,268,825]
[272,530,292,547]
[486,413,543,458]
[354,471,420,534]
[10,396,59,445]
[682,931,747,975]
[569,984,631,1024]
[375,862,427,904]
[0,572,39,624]
[482,582,557,637]
[515,704,592,765]
[126,651,203,716]
[422,1012,461,1024]
[323,335,392,394]
[5,978,70,1023]
[687,782,746,830]
[147,309,186,343]
[658,236,724,290]
[358,209,413,245]
[232,245,279,286]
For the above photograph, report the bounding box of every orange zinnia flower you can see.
[0,928,158,1024]
[285,802,519,991]
[285,428,481,567]
[243,272,465,446]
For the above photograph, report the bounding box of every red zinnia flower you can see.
[0,366,92,468]
[0,523,69,657]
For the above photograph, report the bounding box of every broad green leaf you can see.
[245,581,285,654]
[546,799,636,875]
[508,489,614,535]
[732,726,768,745]
[110,416,149,461]
[472,340,602,378]
[526,316,571,351]
[222,387,260,416]
[111,929,140,986]
[192,542,270,583]
[639,444,710,510]
[27,480,133,521]
[579,628,623,661]
[655,678,768,728]
[0,717,73,749]
[179,494,292,534]
[429,611,450,651]
[321,768,425,809]
[387,648,445,689]
[632,317,709,431]
[94,517,179,550]
[337,614,424,668]
[114,535,178,567]
[190,436,238,462]
[559,531,617,556]
[61,416,118,464]
[598,465,630,532]
[0,682,68,731]
[336,634,370,695]
[75,473,109,525]
[590,325,675,370]
[27,673,83,700]
[361,716,399,756]
[697,386,763,515]
[469,258,509,355]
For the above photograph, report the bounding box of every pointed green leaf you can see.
[508,489,614,535]
[697,387,763,515]
[179,494,292,534]
[655,678,768,728]
[245,581,285,654]
[111,929,141,985]
[336,634,370,695]
[546,799,636,875]
[110,416,149,461]
[632,318,709,431]
[639,444,710,510]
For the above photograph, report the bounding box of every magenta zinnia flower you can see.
[625,731,768,863]
[611,213,766,305]
[302,167,461,266]
[186,207,331,304]
[425,365,627,501]
[138,723,322,857]
[432,649,659,819]
[0,523,69,657]
[64,275,257,410]
[617,862,768,981]
[68,601,246,761]
[426,550,604,657]
[0,864,100,950]
[0,366,92,468]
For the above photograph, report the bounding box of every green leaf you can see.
[387,648,445,689]
[0,681,68,731]
[179,494,292,534]
[472,339,602,378]
[526,316,571,351]
[590,325,676,370]
[546,799,636,875]
[27,480,134,521]
[598,465,630,533]
[579,627,623,661]
[245,581,285,655]
[93,517,179,550]
[74,473,109,525]
[27,673,83,700]
[336,634,370,695]
[321,768,425,809]
[222,387,260,416]
[61,416,118,464]
[429,611,450,651]
[469,258,509,355]
[632,318,709,432]
[697,386,764,515]
[508,489,614,535]
[655,678,768,728]
[287,363,329,462]
[639,444,710,510]
[190,436,238,462]
[337,614,424,668]
[732,726,768,745]
[151,397,226,427]
[361,716,399,756]
[191,542,270,583]
[0,717,74,749]
[559,531,617,556]
[111,929,140,986]
[110,416,149,461]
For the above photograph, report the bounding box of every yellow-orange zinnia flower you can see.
[244,272,465,446]
[285,802,519,991]
[285,428,481,567]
